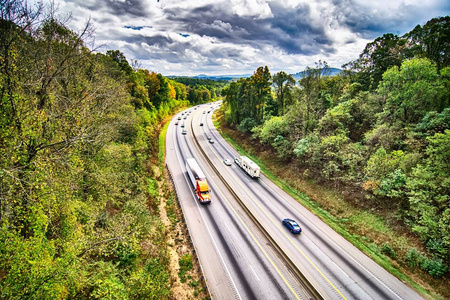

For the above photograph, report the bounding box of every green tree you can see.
[223,81,242,125]
[106,50,133,76]
[344,33,406,90]
[378,58,445,126]
[272,71,295,115]
[405,16,450,71]
[297,61,331,135]
[249,66,272,123]
[406,130,450,264]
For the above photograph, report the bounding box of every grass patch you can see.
[178,254,193,283]
[214,117,437,299]
[158,120,170,167]
[165,196,178,228]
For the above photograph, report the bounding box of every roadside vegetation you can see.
[219,16,450,299]
[0,1,212,298]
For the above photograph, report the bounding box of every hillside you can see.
[220,16,450,298]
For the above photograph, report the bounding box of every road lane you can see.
[167,105,314,299]
[194,102,423,300]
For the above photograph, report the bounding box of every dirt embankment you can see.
[156,165,209,299]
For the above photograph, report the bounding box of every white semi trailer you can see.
[185,158,212,204]
[235,156,260,178]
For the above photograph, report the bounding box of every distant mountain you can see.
[168,68,342,82]
[291,67,342,80]
[168,74,251,81]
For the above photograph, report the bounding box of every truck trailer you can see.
[235,156,260,178]
[185,158,212,204]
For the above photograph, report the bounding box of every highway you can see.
[165,102,423,300]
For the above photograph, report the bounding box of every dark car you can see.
[282,218,302,234]
[200,122,204,126]
[182,129,187,135]
[209,139,214,144]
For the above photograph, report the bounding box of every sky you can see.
[51,0,449,76]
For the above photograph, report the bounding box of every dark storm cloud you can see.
[66,0,150,18]
[59,0,450,75]
[162,2,337,56]
[268,2,337,54]
[330,0,449,38]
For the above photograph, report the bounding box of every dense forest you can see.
[170,77,227,105]
[222,16,450,280]
[0,1,200,298]
[1,0,449,297]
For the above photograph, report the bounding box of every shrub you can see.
[405,248,423,269]
[380,243,397,259]
[421,257,448,278]
[238,117,258,134]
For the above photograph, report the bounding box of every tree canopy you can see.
[222,16,450,279]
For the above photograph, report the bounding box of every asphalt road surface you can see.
[165,102,423,300]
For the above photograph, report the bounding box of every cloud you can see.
[52,0,449,76]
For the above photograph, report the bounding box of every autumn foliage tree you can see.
[0,1,186,297]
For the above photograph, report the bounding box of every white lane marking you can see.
[249,265,260,281]
[258,178,403,300]
[173,126,243,300]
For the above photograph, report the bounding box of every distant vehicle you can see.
[181,124,185,128]
[235,156,260,178]
[183,116,187,119]
[178,117,181,120]
[282,219,302,234]
[207,136,211,140]
[200,123,204,126]
[223,159,232,166]
[185,158,211,204]
[175,122,179,125]
[209,140,214,144]
[203,111,206,114]
[207,111,211,113]
[182,129,187,135]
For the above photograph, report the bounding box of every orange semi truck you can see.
[185,158,211,204]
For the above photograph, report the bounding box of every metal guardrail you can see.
[165,163,212,299]
[189,117,324,300]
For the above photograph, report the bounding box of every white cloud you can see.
[230,0,274,19]
[47,0,449,76]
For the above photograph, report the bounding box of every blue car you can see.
[282,218,302,234]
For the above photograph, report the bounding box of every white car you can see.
[223,159,232,166]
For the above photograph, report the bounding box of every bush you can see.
[380,243,397,259]
[405,248,423,269]
[421,257,448,278]
[238,118,258,134]
[404,248,448,278]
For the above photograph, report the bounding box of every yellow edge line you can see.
[212,167,302,300]
[204,120,347,300]
[197,118,301,299]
